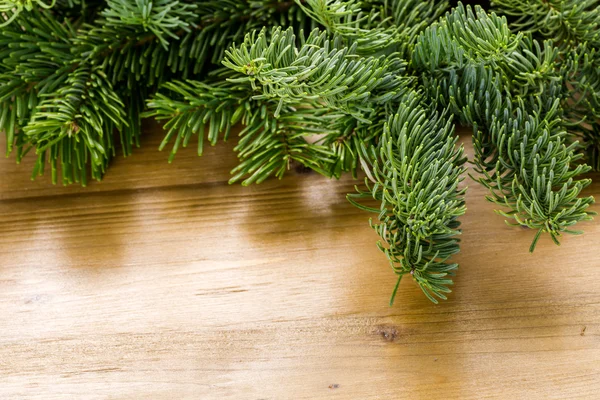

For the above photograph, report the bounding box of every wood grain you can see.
[0,124,599,399]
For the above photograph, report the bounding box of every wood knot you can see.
[375,325,398,342]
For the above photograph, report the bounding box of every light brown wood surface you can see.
[1,124,599,399]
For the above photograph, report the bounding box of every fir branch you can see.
[0,0,56,27]
[491,0,600,48]
[473,97,595,250]
[101,0,197,50]
[223,27,408,122]
[0,9,75,154]
[23,66,127,185]
[230,104,338,185]
[491,0,600,169]
[144,79,250,161]
[413,3,596,251]
[348,91,467,304]
[296,0,449,56]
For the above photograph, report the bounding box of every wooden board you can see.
[1,124,599,399]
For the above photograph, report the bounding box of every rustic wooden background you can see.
[1,125,599,399]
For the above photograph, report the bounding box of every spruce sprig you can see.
[413,3,595,251]
[348,91,467,304]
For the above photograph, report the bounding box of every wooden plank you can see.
[0,126,599,399]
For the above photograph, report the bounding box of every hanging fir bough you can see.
[0,0,598,303]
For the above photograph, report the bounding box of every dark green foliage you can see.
[491,0,600,169]
[0,10,75,157]
[412,4,595,250]
[0,0,598,303]
[348,92,467,303]
[24,65,127,184]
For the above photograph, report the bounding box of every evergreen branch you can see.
[491,0,600,48]
[296,0,449,56]
[23,66,127,185]
[230,104,338,185]
[473,97,595,250]
[492,0,600,169]
[144,79,250,161]
[100,0,197,50]
[413,2,596,250]
[562,45,600,170]
[349,91,467,304]
[146,77,339,183]
[74,1,310,86]
[0,0,56,27]
[220,25,412,179]
[412,3,524,73]
[223,27,408,122]
[0,9,76,154]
